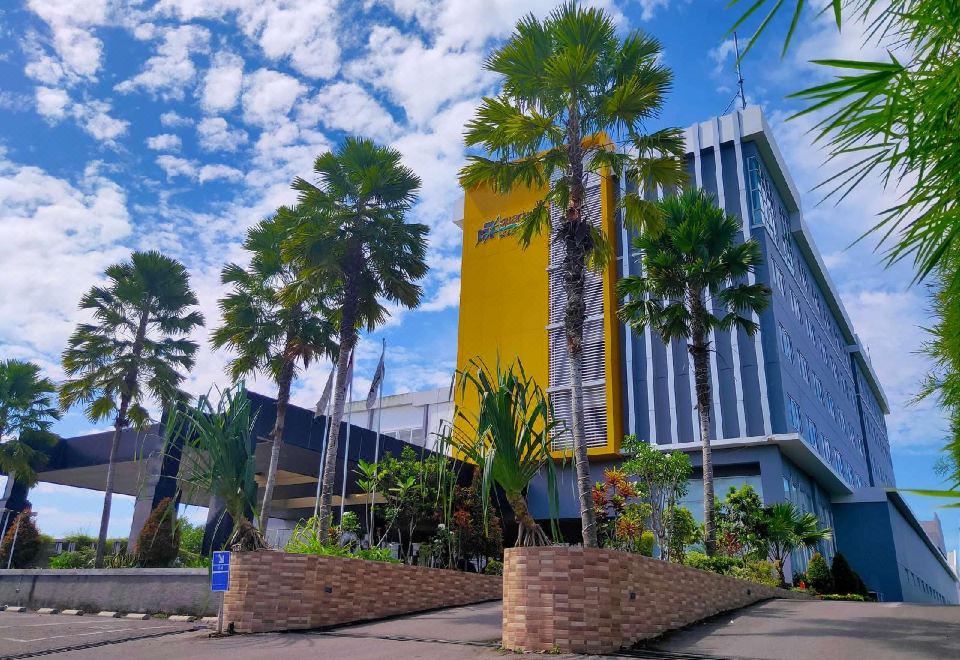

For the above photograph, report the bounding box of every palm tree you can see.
[60,251,204,567]
[0,359,60,486]
[459,2,685,547]
[163,382,266,551]
[762,501,833,586]
[289,137,427,541]
[618,189,770,555]
[445,358,561,547]
[211,207,337,534]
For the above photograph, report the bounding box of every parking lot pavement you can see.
[40,602,507,660]
[0,611,200,658]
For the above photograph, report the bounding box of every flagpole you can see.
[370,338,386,543]
[313,366,336,518]
[338,358,355,527]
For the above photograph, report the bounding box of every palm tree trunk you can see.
[688,288,717,556]
[95,304,150,568]
[317,267,360,543]
[95,395,128,568]
[506,491,550,547]
[564,101,598,549]
[258,349,296,535]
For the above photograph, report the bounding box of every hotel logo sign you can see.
[477,212,523,245]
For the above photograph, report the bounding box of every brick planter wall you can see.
[502,546,805,654]
[222,551,502,633]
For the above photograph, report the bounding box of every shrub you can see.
[639,530,655,557]
[731,560,780,587]
[137,498,181,567]
[286,515,398,563]
[0,509,41,568]
[819,593,865,601]
[807,553,833,593]
[792,571,808,587]
[484,559,504,576]
[684,551,742,575]
[49,548,94,568]
[831,552,867,596]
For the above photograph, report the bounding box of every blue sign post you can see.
[211,551,231,634]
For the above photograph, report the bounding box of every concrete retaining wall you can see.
[223,551,502,633]
[0,569,216,615]
[502,546,806,654]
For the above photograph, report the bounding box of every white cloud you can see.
[196,116,248,152]
[160,110,192,128]
[23,0,110,84]
[634,0,670,21]
[198,163,244,183]
[156,154,197,179]
[298,81,398,141]
[241,68,306,127]
[419,277,460,312]
[0,153,131,362]
[145,133,182,152]
[155,155,244,184]
[34,86,71,121]
[115,24,211,99]
[201,50,244,113]
[71,100,129,143]
[155,0,342,79]
[349,25,490,126]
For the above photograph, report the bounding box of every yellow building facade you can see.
[456,172,623,459]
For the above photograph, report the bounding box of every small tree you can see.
[716,485,765,558]
[0,508,41,568]
[667,506,701,563]
[831,552,868,596]
[136,497,180,567]
[762,502,832,586]
[451,471,504,570]
[807,552,833,593]
[620,435,691,559]
[445,358,562,547]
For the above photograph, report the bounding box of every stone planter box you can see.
[502,546,804,654]
[222,551,503,633]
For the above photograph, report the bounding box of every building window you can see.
[813,374,825,404]
[798,352,810,383]
[779,324,794,363]
[787,395,803,432]
[804,417,818,448]
[790,291,802,320]
[774,264,786,294]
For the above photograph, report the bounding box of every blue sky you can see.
[0,0,956,553]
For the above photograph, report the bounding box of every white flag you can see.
[314,367,335,418]
[366,341,385,409]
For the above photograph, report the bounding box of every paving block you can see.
[61,609,84,616]
[97,611,121,618]
[4,607,26,613]
[168,615,197,622]
[124,613,150,620]
[36,608,60,614]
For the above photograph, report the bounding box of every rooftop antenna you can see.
[734,31,747,110]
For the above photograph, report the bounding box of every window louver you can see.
[548,180,609,452]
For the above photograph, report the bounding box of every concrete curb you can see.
[200,616,219,626]
[36,607,60,614]
[62,609,85,616]
[168,615,197,622]
[125,613,150,620]
[97,611,121,618]
[3,606,26,613]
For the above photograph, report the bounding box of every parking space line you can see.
[4,624,184,643]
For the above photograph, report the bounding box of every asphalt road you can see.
[3,599,959,659]
[647,599,960,660]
